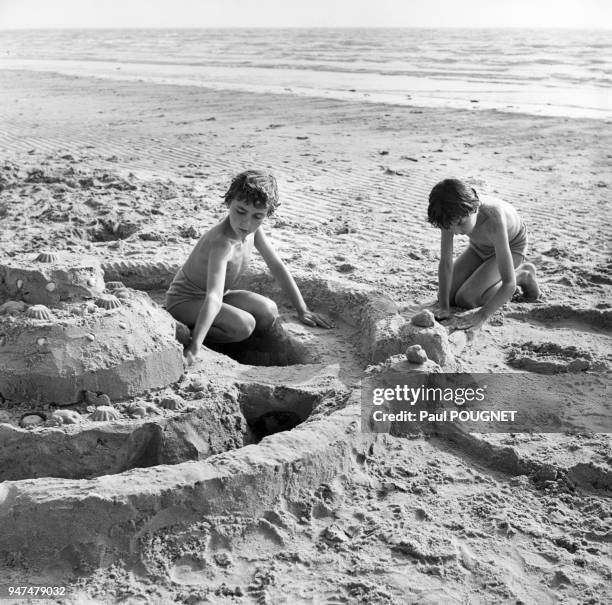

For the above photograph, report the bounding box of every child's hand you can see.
[450,309,486,333]
[184,340,201,365]
[299,310,333,329]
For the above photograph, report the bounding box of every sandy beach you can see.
[0,68,611,603]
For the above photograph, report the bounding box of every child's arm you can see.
[436,229,454,319]
[254,228,332,328]
[184,241,232,364]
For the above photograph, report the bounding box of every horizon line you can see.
[1,25,611,31]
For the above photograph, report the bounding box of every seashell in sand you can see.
[159,395,186,411]
[0,300,27,315]
[114,288,131,300]
[26,305,53,320]
[128,402,160,417]
[75,303,95,316]
[45,281,56,292]
[105,281,125,291]
[90,406,120,421]
[20,412,46,428]
[95,294,121,310]
[50,409,81,425]
[37,337,47,347]
[86,333,95,342]
[35,252,59,263]
[16,279,23,289]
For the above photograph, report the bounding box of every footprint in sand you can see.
[168,554,212,585]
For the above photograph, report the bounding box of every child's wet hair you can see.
[427,178,480,230]
[223,170,280,216]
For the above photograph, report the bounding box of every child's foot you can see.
[516,263,541,300]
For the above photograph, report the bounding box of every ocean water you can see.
[0,28,610,119]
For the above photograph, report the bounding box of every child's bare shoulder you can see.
[209,234,235,257]
[198,224,235,258]
[482,197,514,223]
[481,197,522,238]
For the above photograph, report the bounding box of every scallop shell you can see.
[20,412,46,428]
[159,396,186,411]
[35,252,59,263]
[128,402,160,417]
[95,294,121,310]
[0,300,27,316]
[26,305,53,320]
[105,281,125,291]
[90,406,120,421]
[114,288,131,300]
[50,409,81,425]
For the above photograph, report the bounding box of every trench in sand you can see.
[0,269,412,568]
[1,269,610,572]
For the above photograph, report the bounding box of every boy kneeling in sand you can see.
[166,170,331,364]
[427,178,540,332]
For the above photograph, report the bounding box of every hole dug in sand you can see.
[0,356,344,482]
[203,318,316,367]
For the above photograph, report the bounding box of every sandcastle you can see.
[0,260,491,573]
[0,251,184,404]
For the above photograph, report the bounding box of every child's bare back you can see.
[465,197,527,261]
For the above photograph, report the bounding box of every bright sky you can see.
[0,0,610,29]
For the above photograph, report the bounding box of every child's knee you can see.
[231,313,256,341]
[257,298,279,330]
